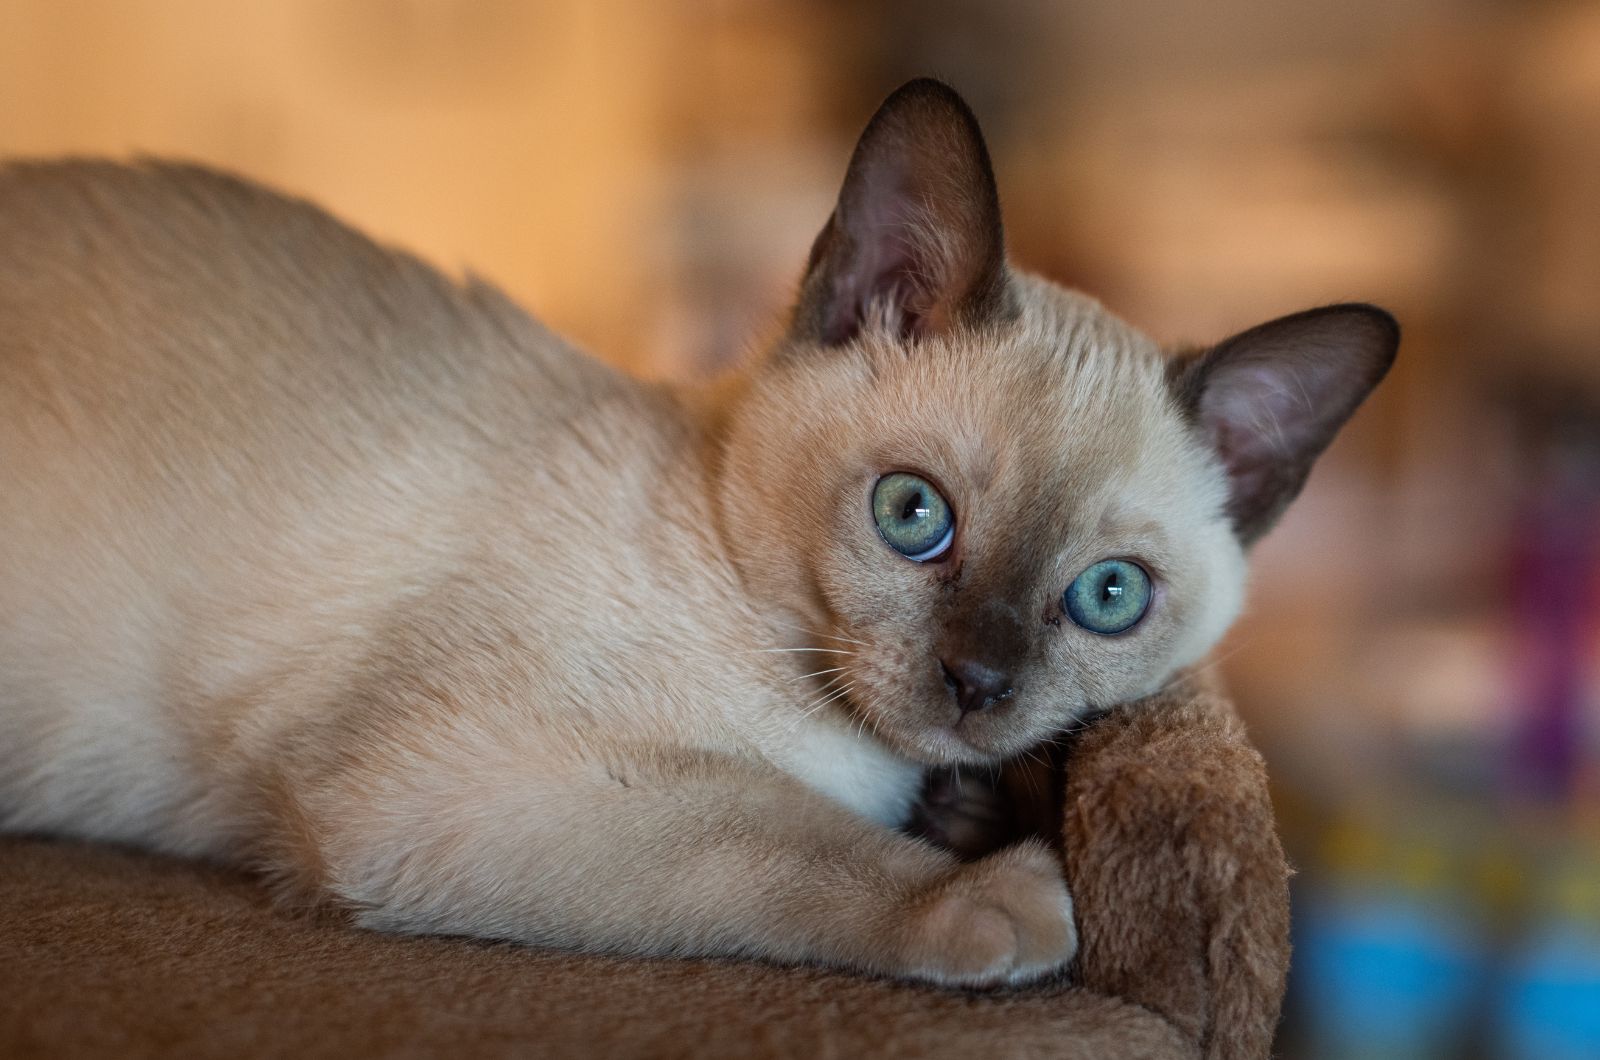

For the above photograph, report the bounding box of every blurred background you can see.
[3,1,1598,1054]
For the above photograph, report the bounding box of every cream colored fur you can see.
[0,155,1250,987]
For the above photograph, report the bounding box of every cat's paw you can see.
[907,766,1014,859]
[889,840,1077,988]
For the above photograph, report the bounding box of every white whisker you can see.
[795,677,846,712]
[786,682,855,734]
[854,703,877,741]
[764,618,868,647]
[810,685,853,716]
[741,647,853,656]
[789,666,848,684]
[1148,638,1254,699]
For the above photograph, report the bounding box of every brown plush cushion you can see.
[0,676,1288,1059]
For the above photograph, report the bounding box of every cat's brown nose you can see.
[940,657,1014,716]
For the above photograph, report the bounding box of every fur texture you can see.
[0,80,1388,990]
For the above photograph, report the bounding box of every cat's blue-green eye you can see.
[1064,559,1152,635]
[871,472,954,563]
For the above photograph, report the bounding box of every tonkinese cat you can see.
[0,81,1396,986]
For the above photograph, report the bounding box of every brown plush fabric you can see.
[1064,676,1293,1059]
[0,678,1287,1059]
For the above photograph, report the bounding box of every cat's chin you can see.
[876,717,1027,768]
[906,728,1006,767]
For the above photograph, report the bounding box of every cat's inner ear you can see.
[1172,304,1399,545]
[792,79,1010,346]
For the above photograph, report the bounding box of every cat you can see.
[0,79,1396,987]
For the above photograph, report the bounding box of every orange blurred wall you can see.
[0,0,697,371]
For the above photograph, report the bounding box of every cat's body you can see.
[0,160,917,855]
[0,82,1395,985]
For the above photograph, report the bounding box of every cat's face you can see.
[724,283,1246,764]
[718,80,1396,766]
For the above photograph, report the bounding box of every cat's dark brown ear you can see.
[1170,304,1399,545]
[791,79,1011,346]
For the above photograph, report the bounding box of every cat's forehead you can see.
[835,282,1229,570]
[859,286,1187,484]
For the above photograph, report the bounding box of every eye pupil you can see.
[902,493,923,521]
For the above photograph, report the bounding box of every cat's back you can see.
[0,157,642,505]
[0,161,651,847]
[0,158,628,602]
[0,158,609,432]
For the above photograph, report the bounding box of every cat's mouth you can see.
[835,679,1038,767]
[803,630,1051,765]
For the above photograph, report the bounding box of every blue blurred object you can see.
[1495,853,1600,1060]
[1297,877,1489,1059]
[1497,923,1600,1059]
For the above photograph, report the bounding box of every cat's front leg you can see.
[289,747,1077,988]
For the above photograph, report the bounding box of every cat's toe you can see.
[891,840,1077,988]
